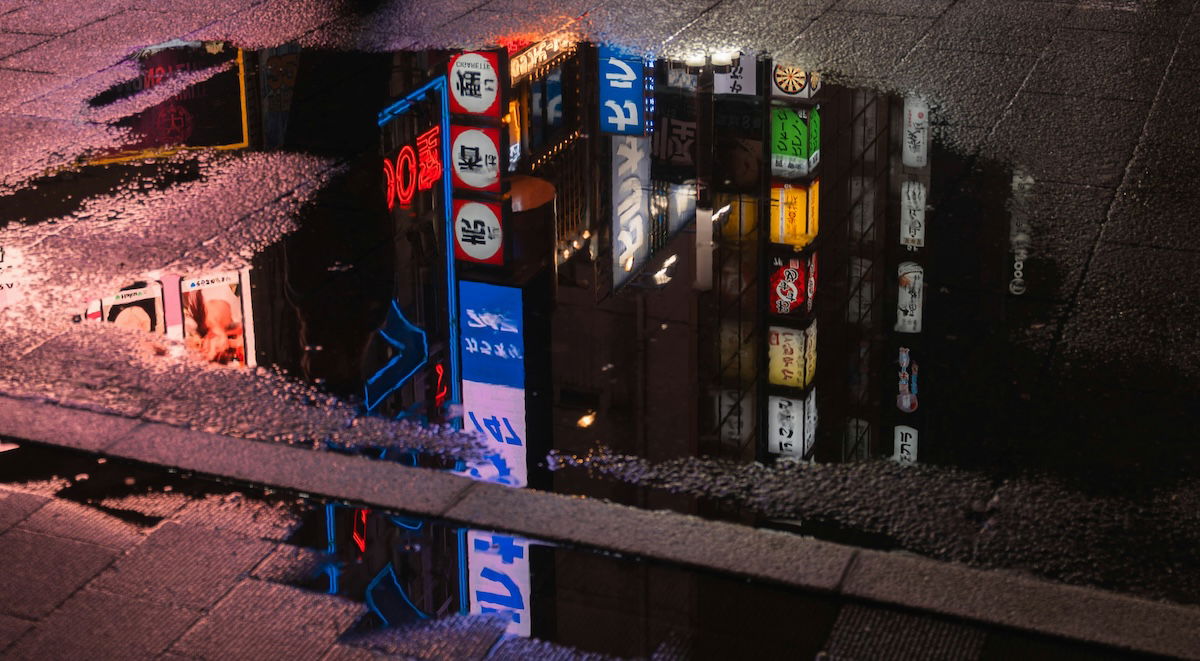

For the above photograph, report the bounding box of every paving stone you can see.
[1105,186,1200,251]
[0,31,44,57]
[791,12,936,79]
[0,9,213,76]
[890,47,1035,129]
[1057,241,1200,391]
[2,588,200,661]
[1004,182,1111,302]
[840,549,1200,660]
[443,483,857,592]
[0,487,47,534]
[0,1,123,35]
[344,613,506,661]
[664,0,827,62]
[170,579,363,661]
[821,603,986,660]
[1066,0,1194,33]
[832,0,954,17]
[322,644,412,661]
[1126,67,1200,193]
[1177,27,1200,70]
[0,612,33,650]
[0,113,125,192]
[16,499,145,550]
[250,543,327,584]
[106,424,475,518]
[0,67,60,112]
[89,521,275,610]
[1026,29,1176,102]
[0,396,142,453]
[171,493,303,541]
[0,528,118,619]
[981,92,1149,188]
[924,0,1073,54]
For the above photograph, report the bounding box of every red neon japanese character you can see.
[395,145,417,206]
[416,125,441,191]
[383,159,396,211]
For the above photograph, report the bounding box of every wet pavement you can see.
[2,0,1200,656]
[0,442,1176,659]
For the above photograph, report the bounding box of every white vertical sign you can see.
[611,135,651,287]
[467,530,532,637]
[900,180,927,248]
[893,425,917,464]
[902,96,929,169]
[895,261,924,333]
[457,380,527,487]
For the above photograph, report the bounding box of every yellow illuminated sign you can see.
[768,322,817,388]
[769,178,819,248]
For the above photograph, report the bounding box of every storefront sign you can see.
[459,380,527,486]
[453,200,504,264]
[0,246,26,310]
[771,65,820,100]
[1009,170,1034,296]
[599,46,645,135]
[510,35,574,83]
[900,180,927,248]
[466,530,532,637]
[449,51,501,117]
[769,180,819,247]
[897,347,919,413]
[893,425,917,464]
[769,252,817,315]
[611,136,651,287]
[458,281,524,389]
[450,125,502,192]
[384,125,443,209]
[715,57,757,96]
[771,105,820,178]
[767,391,817,458]
[902,95,929,169]
[895,261,924,333]
[768,323,817,389]
[181,271,253,367]
[715,389,754,445]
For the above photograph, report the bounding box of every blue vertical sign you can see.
[458,281,525,389]
[598,46,645,135]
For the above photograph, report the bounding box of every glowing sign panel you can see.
[453,200,504,265]
[450,125,502,192]
[383,125,442,209]
[467,530,531,637]
[449,51,501,116]
[458,281,524,389]
[768,323,817,389]
[458,380,527,487]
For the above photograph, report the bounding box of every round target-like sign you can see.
[453,200,504,264]
[773,65,807,96]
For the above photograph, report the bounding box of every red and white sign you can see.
[453,199,504,264]
[450,125,502,192]
[769,252,817,315]
[448,51,501,117]
[383,125,442,209]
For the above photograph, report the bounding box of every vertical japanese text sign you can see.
[611,136,651,287]
[598,46,645,135]
[456,281,527,486]
[466,530,532,637]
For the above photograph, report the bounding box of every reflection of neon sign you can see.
[383,126,442,209]
[352,508,369,552]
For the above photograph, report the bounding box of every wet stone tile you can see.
[0,68,61,113]
[1105,186,1200,251]
[792,12,936,79]
[890,47,1036,129]
[16,499,146,550]
[821,603,986,660]
[88,521,276,610]
[0,1,123,35]
[0,528,118,619]
[1066,1,1194,32]
[1025,29,1176,102]
[832,0,954,17]
[0,31,44,57]
[250,543,327,585]
[344,614,507,660]
[0,487,48,534]
[170,493,303,542]
[0,612,33,651]
[1,588,200,661]
[170,579,363,661]
[923,0,1073,54]
[981,92,1149,188]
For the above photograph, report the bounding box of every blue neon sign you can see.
[458,280,524,389]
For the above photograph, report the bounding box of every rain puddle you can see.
[1,36,1197,605]
[0,442,1149,659]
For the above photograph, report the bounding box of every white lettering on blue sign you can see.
[467,530,531,637]
[598,46,645,135]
